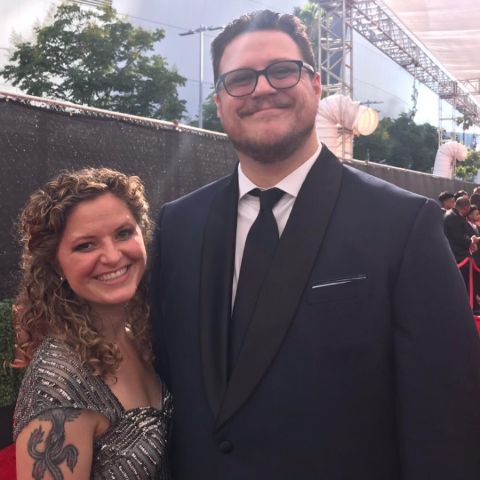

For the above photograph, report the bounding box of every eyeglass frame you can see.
[215,60,316,98]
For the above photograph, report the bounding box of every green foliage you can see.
[194,90,224,132]
[455,149,480,182]
[0,299,23,407]
[353,117,392,163]
[293,1,320,60]
[0,4,186,120]
[202,91,224,133]
[354,114,439,173]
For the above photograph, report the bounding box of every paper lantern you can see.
[354,106,379,136]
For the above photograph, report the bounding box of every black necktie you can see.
[229,187,285,375]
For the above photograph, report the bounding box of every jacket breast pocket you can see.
[307,274,370,304]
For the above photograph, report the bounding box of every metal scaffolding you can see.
[314,0,480,139]
[317,0,354,98]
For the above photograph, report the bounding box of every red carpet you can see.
[0,443,16,479]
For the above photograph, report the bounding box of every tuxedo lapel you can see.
[216,147,343,428]
[200,171,238,416]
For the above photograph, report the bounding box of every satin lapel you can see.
[215,147,343,428]
[200,171,238,417]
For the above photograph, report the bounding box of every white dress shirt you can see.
[232,144,322,302]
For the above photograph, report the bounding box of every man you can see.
[444,196,479,300]
[151,10,480,479]
[438,190,455,212]
[470,186,480,209]
[455,189,469,200]
[444,196,478,263]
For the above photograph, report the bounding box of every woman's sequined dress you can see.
[13,337,172,479]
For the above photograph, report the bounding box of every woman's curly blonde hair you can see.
[14,167,153,379]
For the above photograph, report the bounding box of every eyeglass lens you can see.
[224,61,303,97]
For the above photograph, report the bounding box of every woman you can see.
[467,204,480,234]
[13,168,172,479]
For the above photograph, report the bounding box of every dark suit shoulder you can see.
[342,163,428,206]
[339,163,441,229]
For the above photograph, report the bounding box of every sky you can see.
[0,0,475,137]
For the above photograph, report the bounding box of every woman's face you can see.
[56,193,147,311]
[469,209,480,223]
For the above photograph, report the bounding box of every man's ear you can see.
[214,93,222,121]
[313,72,322,99]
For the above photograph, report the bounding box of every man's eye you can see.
[228,71,254,86]
[74,242,94,252]
[269,65,296,79]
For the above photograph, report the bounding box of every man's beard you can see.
[228,119,316,164]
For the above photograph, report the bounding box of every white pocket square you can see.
[311,274,367,289]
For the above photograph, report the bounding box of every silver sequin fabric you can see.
[13,337,172,479]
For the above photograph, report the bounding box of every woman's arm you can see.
[15,408,105,480]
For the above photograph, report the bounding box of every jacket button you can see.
[218,440,234,453]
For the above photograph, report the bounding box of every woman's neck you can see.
[92,304,129,343]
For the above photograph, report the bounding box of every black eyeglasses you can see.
[215,60,315,98]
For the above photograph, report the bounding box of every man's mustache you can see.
[238,99,293,117]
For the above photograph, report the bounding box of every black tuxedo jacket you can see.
[444,208,476,262]
[151,147,480,479]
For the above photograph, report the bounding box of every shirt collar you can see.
[238,144,322,200]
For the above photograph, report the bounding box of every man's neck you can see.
[238,136,319,189]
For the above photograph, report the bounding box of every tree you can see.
[293,1,320,59]
[387,114,438,172]
[456,115,474,145]
[353,117,392,162]
[455,149,480,182]
[0,4,186,120]
[354,114,438,173]
[189,90,224,133]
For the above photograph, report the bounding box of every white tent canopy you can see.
[382,0,480,107]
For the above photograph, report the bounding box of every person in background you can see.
[467,205,480,311]
[13,168,172,480]
[467,205,480,235]
[438,191,455,213]
[454,189,469,200]
[444,196,478,263]
[151,9,480,480]
[444,195,480,301]
[469,186,480,209]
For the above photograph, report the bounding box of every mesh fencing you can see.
[0,96,475,298]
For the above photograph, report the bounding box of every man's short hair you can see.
[438,191,454,203]
[455,196,470,210]
[211,10,316,84]
[454,190,468,200]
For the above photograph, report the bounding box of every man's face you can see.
[444,197,455,210]
[214,30,321,164]
[459,203,471,217]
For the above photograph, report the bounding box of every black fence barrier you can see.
[0,94,475,298]
[0,96,238,298]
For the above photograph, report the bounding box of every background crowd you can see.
[440,188,480,311]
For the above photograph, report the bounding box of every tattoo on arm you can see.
[27,408,81,480]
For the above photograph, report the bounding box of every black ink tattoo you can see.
[27,408,81,480]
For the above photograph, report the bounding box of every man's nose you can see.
[252,73,276,96]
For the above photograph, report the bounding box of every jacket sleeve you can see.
[393,199,480,478]
[443,212,472,253]
[150,205,172,388]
